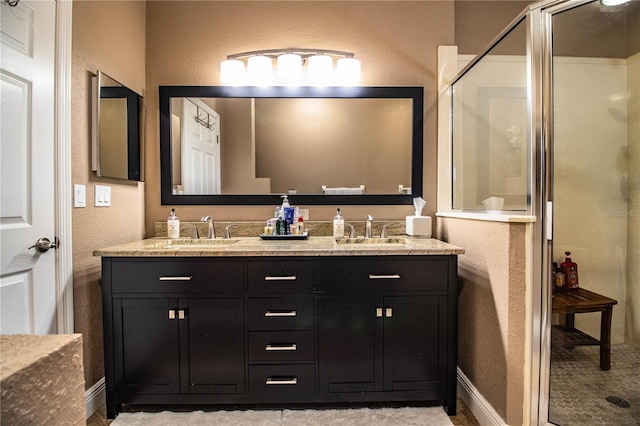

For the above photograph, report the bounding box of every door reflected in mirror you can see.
[92,71,144,181]
[171,97,412,196]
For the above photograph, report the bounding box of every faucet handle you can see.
[381,223,392,238]
[224,224,239,239]
[345,223,356,238]
[189,224,200,239]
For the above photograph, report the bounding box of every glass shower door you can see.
[549,1,640,424]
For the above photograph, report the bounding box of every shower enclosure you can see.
[446,0,639,424]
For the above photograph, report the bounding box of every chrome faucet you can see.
[365,215,374,238]
[201,215,215,239]
[224,224,238,239]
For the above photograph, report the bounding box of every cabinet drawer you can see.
[318,257,449,292]
[249,364,315,396]
[248,260,315,293]
[248,297,314,330]
[249,331,314,362]
[111,259,244,293]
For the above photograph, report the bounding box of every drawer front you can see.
[318,257,449,292]
[248,260,315,293]
[248,297,314,330]
[249,364,315,396]
[111,259,244,293]
[249,331,314,362]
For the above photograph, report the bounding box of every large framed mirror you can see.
[92,71,144,181]
[160,86,423,205]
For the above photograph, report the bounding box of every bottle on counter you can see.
[295,216,305,235]
[333,208,344,238]
[167,208,180,239]
[276,213,287,236]
[561,252,579,289]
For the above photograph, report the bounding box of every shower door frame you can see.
[529,1,604,425]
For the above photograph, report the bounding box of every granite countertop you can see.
[93,235,464,257]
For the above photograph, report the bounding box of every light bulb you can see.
[220,59,246,86]
[308,55,334,86]
[277,54,303,85]
[336,57,361,86]
[247,56,273,86]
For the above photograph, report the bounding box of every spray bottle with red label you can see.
[561,251,579,289]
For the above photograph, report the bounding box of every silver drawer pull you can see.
[264,275,297,281]
[266,377,298,385]
[369,274,401,280]
[264,310,297,317]
[159,276,193,281]
[266,344,297,351]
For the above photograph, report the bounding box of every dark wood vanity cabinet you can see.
[101,254,457,418]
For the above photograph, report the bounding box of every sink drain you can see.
[606,396,630,408]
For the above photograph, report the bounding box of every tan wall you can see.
[72,0,146,389]
[145,0,456,235]
[438,217,527,426]
[627,52,640,347]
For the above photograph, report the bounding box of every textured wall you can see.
[144,1,455,235]
[71,0,146,389]
[438,218,527,426]
[0,334,85,424]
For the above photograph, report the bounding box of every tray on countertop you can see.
[260,232,308,240]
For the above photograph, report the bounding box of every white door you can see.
[0,0,57,334]
[181,98,221,194]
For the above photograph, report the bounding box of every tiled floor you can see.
[549,343,640,425]
[87,398,479,425]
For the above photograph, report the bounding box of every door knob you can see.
[29,237,58,253]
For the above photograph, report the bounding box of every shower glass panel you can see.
[451,17,529,212]
[549,1,640,424]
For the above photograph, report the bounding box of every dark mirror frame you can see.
[159,86,423,205]
[93,71,145,182]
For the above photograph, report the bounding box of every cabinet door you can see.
[317,295,382,393]
[113,298,180,394]
[180,298,245,394]
[383,296,447,392]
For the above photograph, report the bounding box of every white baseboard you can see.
[85,377,106,419]
[457,367,506,426]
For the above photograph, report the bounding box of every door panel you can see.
[384,296,446,391]
[0,0,56,335]
[114,299,180,394]
[317,295,380,393]
[181,298,245,394]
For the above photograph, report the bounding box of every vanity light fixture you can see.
[220,48,361,86]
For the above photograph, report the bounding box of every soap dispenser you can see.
[167,208,180,239]
[333,208,345,238]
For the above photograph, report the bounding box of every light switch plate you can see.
[74,184,86,208]
[95,185,111,207]
[299,208,309,221]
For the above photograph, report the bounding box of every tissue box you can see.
[406,215,432,237]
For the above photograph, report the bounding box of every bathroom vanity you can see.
[95,236,463,418]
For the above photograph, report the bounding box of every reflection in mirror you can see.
[92,71,144,181]
[160,86,423,206]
